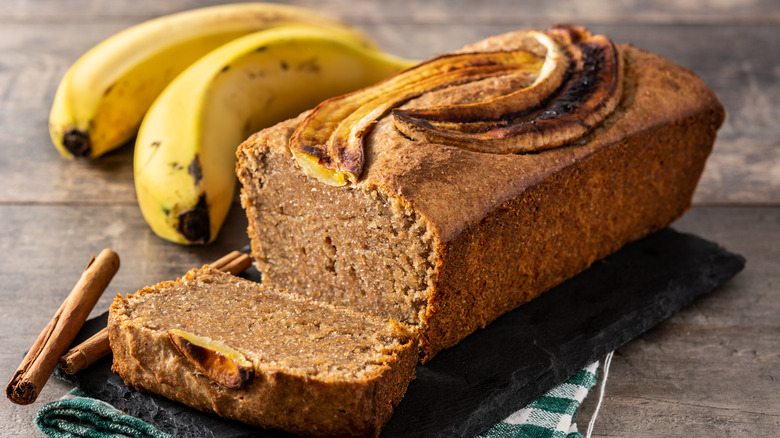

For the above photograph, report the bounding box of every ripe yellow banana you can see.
[49,3,375,159]
[134,25,416,244]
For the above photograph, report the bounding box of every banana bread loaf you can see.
[236,26,725,362]
[108,266,418,438]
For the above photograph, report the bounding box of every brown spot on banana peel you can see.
[296,57,321,73]
[290,49,543,184]
[62,129,91,158]
[188,154,203,185]
[393,30,624,154]
[176,194,210,244]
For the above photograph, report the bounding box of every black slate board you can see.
[56,228,745,438]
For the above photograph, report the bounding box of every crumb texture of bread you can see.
[237,32,725,361]
[108,267,417,438]
[237,121,437,328]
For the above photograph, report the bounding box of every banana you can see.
[134,25,416,244]
[49,3,375,159]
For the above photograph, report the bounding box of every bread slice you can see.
[236,30,725,361]
[108,266,418,438]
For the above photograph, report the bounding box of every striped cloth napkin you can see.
[479,361,599,438]
[35,388,170,438]
[35,362,599,438]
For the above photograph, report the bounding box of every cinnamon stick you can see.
[58,328,111,375]
[6,248,120,404]
[58,250,251,375]
[220,253,252,276]
[210,250,242,271]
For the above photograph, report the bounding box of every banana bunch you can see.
[49,3,377,159]
[49,3,416,244]
[135,25,415,244]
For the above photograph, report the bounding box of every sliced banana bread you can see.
[108,266,417,438]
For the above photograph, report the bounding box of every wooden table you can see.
[2,1,778,436]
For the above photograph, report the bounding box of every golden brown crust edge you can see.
[108,271,418,438]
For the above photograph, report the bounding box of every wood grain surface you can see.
[1,1,778,436]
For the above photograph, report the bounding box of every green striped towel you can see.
[36,362,598,438]
[34,388,170,438]
[479,361,600,438]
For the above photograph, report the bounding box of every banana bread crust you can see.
[108,267,418,438]
[237,34,724,361]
